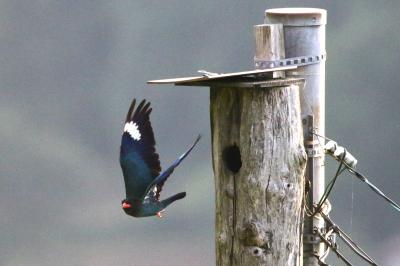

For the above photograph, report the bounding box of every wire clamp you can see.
[304,233,322,245]
[305,139,323,158]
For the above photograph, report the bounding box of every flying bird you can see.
[119,98,200,218]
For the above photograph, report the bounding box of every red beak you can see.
[122,202,131,209]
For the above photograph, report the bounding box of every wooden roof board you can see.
[175,77,305,88]
[147,65,297,85]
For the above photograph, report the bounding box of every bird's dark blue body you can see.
[119,99,200,218]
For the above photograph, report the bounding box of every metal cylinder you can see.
[265,8,327,265]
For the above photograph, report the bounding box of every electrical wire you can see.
[315,230,353,266]
[304,131,390,265]
[348,167,400,212]
[307,151,346,217]
[319,212,378,266]
[312,131,400,213]
[304,131,396,264]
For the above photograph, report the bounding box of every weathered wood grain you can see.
[254,24,285,63]
[210,81,307,266]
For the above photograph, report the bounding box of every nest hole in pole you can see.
[222,144,242,173]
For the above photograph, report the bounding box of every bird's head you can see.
[121,198,163,218]
[121,199,131,209]
[121,199,135,210]
[121,198,143,217]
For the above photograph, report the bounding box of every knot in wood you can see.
[297,145,308,166]
[224,186,234,199]
[217,231,228,245]
[265,181,286,202]
[250,247,264,257]
[239,221,272,249]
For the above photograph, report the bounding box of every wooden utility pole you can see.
[211,24,306,265]
[148,7,327,266]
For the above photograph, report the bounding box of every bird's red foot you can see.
[156,211,163,218]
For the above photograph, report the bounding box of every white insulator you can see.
[324,140,337,153]
[324,140,358,168]
[333,146,345,158]
[343,152,358,168]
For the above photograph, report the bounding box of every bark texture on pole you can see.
[211,81,307,265]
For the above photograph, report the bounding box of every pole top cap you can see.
[265,8,327,26]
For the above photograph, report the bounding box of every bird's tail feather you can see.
[161,192,186,208]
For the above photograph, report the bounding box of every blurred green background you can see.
[1,1,399,265]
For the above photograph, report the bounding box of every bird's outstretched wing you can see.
[146,135,201,200]
[120,99,161,200]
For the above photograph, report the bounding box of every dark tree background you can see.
[0,1,399,265]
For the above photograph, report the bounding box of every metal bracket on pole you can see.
[255,53,326,69]
[306,139,323,158]
[304,233,322,245]
[303,110,326,265]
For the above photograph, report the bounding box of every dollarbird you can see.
[119,99,200,218]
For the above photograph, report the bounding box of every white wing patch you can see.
[124,121,141,140]
[144,186,158,203]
